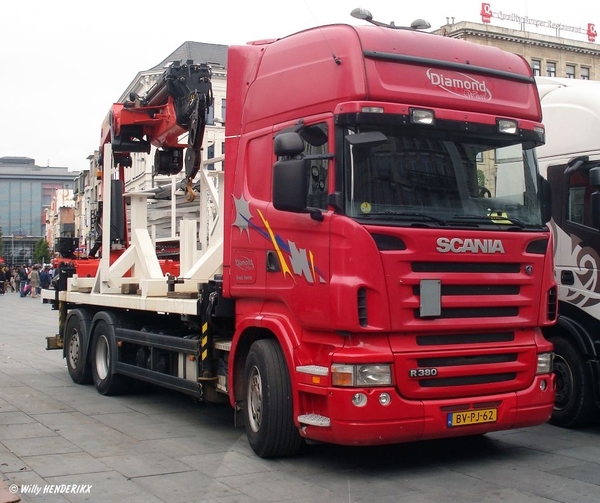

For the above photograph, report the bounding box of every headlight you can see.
[331,364,392,387]
[537,352,554,374]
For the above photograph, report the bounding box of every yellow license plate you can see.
[447,408,497,427]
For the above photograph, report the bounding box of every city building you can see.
[45,189,76,260]
[72,161,96,258]
[0,156,78,266]
[436,9,599,80]
[433,7,598,195]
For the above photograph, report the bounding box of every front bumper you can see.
[297,374,555,446]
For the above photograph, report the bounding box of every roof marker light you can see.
[362,106,384,113]
[498,119,518,134]
[411,108,435,125]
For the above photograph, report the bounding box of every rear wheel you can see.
[65,310,92,384]
[550,336,597,428]
[91,319,133,396]
[244,339,302,458]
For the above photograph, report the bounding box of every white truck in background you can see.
[536,76,600,427]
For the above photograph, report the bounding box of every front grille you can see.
[412,285,519,296]
[395,336,536,400]
[379,235,546,400]
[418,353,517,366]
[416,332,514,346]
[407,261,525,322]
[415,307,519,319]
[412,262,521,273]
[419,373,517,387]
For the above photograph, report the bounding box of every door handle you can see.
[266,251,281,272]
[561,270,575,286]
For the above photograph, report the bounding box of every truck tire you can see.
[244,339,302,458]
[65,310,93,384]
[91,320,133,396]
[550,336,597,428]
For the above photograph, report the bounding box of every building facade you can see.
[433,18,599,197]
[436,20,600,80]
[45,192,76,259]
[0,157,78,266]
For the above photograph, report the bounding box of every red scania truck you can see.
[45,12,557,458]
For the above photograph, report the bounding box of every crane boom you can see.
[99,60,213,195]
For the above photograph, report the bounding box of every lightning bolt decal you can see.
[257,209,295,282]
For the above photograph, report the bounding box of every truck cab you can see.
[536,76,600,427]
[222,24,556,455]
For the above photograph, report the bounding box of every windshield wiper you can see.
[449,214,527,228]
[358,211,448,225]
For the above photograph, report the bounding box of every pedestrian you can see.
[28,265,40,298]
[11,269,18,293]
[4,267,13,292]
[40,266,52,291]
[18,265,28,297]
[0,268,5,294]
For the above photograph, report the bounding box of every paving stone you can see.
[20,452,111,478]
[178,450,274,477]
[45,470,164,503]
[0,424,56,441]
[29,412,98,430]
[98,452,195,478]
[2,436,81,457]
[133,470,241,503]
[0,412,36,426]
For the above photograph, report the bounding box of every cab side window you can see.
[567,170,592,227]
[302,123,329,210]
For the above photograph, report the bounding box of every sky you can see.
[0,0,597,172]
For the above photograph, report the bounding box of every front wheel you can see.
[91,319,133,396]
[550,336,597,428]
[244,339,302,458]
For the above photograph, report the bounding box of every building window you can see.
[206,144,215,171]
[581,67,590,80]
[566,64,575,79]
[220,98,226,124]
[546,62,556,77]
[531,59,541,76]
[206,103,214,125]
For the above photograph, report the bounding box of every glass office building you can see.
[0,156,78,266]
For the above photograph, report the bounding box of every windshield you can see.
[343,125,543,228]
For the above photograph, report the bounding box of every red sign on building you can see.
[480,3,595,44]
[481,3,492,24]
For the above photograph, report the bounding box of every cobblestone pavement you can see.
[0,291,599,503]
